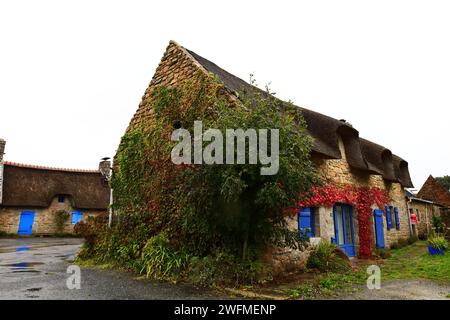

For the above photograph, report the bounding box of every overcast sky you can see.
[1,0,449,189]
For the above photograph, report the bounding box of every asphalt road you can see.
[0,238,223,300]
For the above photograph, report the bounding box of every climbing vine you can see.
[288,185,391,258]
[77,72,318,285]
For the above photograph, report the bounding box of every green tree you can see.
[436,176,450,191]
[83,73,317,283]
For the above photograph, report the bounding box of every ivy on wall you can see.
[289,185,391,258]
[76,72,318,285]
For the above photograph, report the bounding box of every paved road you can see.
[0,238,223,300]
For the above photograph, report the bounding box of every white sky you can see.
[0,0,449,189]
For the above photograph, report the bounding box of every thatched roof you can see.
[1,162,110,209]
[417,175,450,207]
[185,46,414,188]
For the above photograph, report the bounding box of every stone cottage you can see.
[405,189,439,237]
[120,40,415,262]
[0,139,110,235]
[416,175,450,233]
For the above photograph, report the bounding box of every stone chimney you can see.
[0,139,5,162]
[0,139,5,204]
[98,157,111,181]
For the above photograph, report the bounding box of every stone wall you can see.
[0,196,104,235]
[407,200,435,237]
[126,41,209,133]
[264,214,312,277]
[121,41,413,271]
[310,136,411,249]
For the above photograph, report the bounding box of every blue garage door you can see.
[18,211,35,235]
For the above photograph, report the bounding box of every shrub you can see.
[418,232,428,241]
[408,235,419,245]
[54,210,70,233]
[389,242,400,250]
[397,238,409,248]
[186,251,269,287]
[138,232,190,280]
[306,242,351,273]
[432,216,445,234]
[74,213,109,258]
[428,235,448,250]
[373,248,391,259]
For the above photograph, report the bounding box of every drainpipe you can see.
[425,204,430,235]
[406,198,413,236]
[108,187,113,228]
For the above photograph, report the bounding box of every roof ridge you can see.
[169,40,209,75]
[3,161,100,173]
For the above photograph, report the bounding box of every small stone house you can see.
[405,189,439,237]
[120,40,416,263]
[0,139,110,235]
[416,175,450,233]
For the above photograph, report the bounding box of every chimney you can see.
[0,139,5,204]
[99,157,111,180]
[0,139,5,162]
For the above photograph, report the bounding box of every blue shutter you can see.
[385,206,392,230]
[394,207,400,230]
[373,209,385,248]
[298,208,314,239]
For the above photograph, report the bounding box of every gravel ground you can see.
[340,279,450,300]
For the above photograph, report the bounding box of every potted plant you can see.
[427,234,448,255]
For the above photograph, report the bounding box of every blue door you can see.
[298,207,314,239]
[332,204,355,257]
[373,209,385,248]
[18,211,35,235]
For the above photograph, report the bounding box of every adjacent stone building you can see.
[119,41,417,265]
[0,140,110,235]
[405,189,438,237]
[417,175,450,233]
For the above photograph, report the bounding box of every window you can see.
[298,207,315,239]
[71,211,83,225]
[58,195,65,203]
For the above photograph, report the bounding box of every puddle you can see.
[12,270,41,273]
[0,262,44,268]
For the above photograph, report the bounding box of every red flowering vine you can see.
[288,185,390,258]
